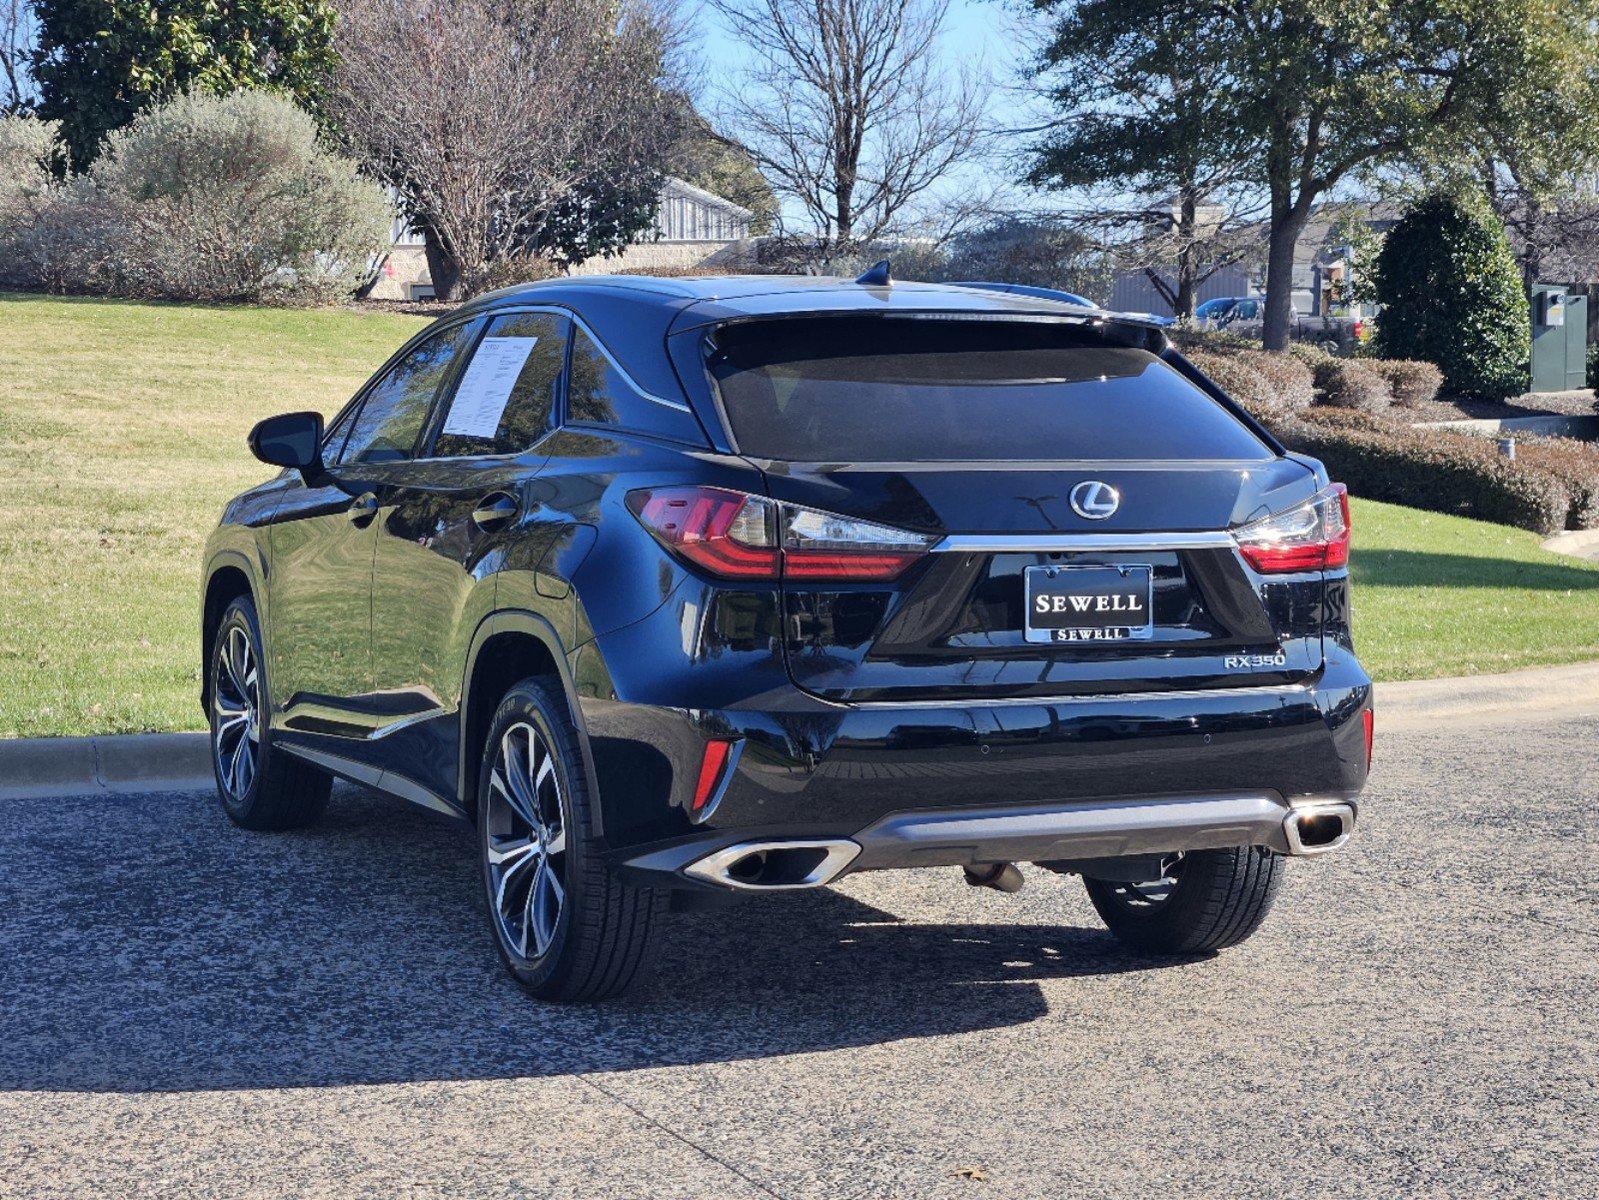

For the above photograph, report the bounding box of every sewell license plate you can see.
[1024,564,1154,643]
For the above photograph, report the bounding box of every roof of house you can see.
[659,176,754,221]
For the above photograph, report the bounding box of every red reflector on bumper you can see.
[692,739,735,815]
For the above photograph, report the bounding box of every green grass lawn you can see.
[0,294,1596,738]
[0,294,427,739]
[1348,498,1599,680]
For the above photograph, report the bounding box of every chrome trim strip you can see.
[847,682,1313,710]
[851,792,1297,867]
[276,742,465,820]
[933,531,1235,553]
[276,697,449,741]
[683,839,862,890]
[567,311,691,413]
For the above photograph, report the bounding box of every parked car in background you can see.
[203,274,1372,1002]
[1195,295,1369,351]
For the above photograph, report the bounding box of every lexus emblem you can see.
[1070,480,1120,520]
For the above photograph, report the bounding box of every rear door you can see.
[368,310,571,795]
[702,314,1324,703]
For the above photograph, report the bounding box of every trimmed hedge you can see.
[1241,349,1315,411]
[1185,350,1283,419]
[1369,359,1444,407]
[1173,339,1595,535]
[1510,436,1599,530]
[1310,357,1392,412]
[1268,410,1570,534]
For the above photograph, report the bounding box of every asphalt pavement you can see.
[1,702,1595,1199]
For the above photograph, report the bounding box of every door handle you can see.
[347,492,378,527]
[472,492,519,532]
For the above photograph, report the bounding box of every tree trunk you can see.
[1173,190,1199,320]
[1520,196,1543,289]
[1262,204,1312,352]
[423,225,463,302]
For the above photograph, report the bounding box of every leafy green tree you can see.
[1374,194,1529,399]
[1025,0,1256,318]
[1223,0,1599,351]
[31,0,336,169]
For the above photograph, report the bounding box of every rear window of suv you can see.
[705,316,1272,462]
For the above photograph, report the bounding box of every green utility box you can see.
[1530,283,1587,393]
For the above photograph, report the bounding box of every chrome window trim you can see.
[561,309,692,414]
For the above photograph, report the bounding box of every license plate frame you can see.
[1023,564,1155,644]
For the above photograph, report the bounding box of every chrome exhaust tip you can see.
[683,839,861,890]
[1282,801,1356,857]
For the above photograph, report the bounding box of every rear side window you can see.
[707,317,1272,463]
[432,312,570,458]
[565,326,703,444]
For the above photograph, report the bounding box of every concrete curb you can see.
[2,660,1597,798]
[1378,660,1599,729]
[1542,529,1599,563]
[0,732,210,801]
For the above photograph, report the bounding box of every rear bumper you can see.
[584,649,1372,890]
[632,793,1355,890]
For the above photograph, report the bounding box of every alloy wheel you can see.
[485,721,568,960]
[212,624,261,802]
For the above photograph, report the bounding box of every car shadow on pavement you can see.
[0,785,1165,1095]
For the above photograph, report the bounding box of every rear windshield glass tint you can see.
[706,317,1271,462]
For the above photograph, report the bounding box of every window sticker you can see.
[441,336,539,438]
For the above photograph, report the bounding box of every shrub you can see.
[0,116,64,288]
[1266,413,1571,534]
[1587,341,1599,391]
[1374,193,1530,399]
[1184,350,1280,419]
[1369,359,1444,407]
[1510,437,1599,530]
[0,115,57,224]
[1239,350,1315,411]
[88,90,390,303]
[1169,325,1259,354]
[1310,357,1393,412]
[1286,341,1337,373]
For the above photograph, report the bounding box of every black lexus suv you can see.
[202,274,1372,1001]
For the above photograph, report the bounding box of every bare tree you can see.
[328,0,683,298]
[1,0,34,113]
[708,0,984,252]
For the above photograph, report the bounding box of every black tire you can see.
[209,596,330,830]
[1084,847,1282,955]
[477,678,665,1002]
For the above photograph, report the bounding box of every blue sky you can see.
[690,0,1046,224]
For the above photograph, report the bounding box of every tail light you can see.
[627,486,932,581]
[1233,483,1350,573]
[1363,707,1374,772]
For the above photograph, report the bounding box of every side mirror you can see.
[248,411,329,486]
